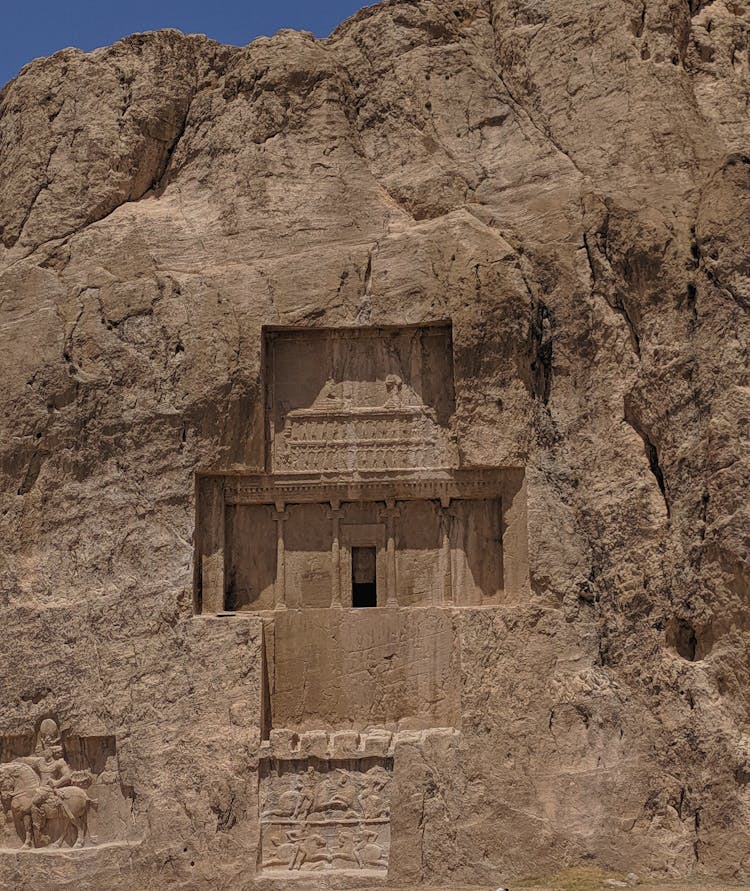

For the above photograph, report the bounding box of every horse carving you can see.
[0,759,96,849]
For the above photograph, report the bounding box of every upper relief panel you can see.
[264,325,457,474]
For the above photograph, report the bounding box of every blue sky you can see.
[0,0,372,90]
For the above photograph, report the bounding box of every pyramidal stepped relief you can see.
[1,0,749,889]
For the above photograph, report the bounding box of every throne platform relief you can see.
[266,326,459,475]
[273,372,453,474]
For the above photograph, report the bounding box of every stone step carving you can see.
[260,726,459,761]
[261,728,395,761]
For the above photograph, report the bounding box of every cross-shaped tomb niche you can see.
[192,323,530,878]
[195,322,528,615]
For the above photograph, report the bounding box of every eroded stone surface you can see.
[0,0,749,889]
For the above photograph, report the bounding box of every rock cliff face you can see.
[0,1,748,888]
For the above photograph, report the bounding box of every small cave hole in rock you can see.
[667,619,711,661]
[352,546,377,608]
[677,622,697,660]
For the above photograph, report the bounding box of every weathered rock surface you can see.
[0,0,748,888]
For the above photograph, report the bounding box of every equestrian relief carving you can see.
[260,759,391,872]
[0,720,97,850]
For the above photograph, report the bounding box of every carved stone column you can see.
[379,498,400,608]
[197,476,226,614]
[273,502,289,610]
[439,495,454,605]
[328,501,345,608]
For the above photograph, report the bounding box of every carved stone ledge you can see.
[0,840,140,856]
[262,729,396,762]
[223,467,515,506]
[260,727,459,762]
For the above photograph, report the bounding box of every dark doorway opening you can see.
[352,547,377,607]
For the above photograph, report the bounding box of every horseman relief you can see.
[0,718,129,851]
[259,757,392,873]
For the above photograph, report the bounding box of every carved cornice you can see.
[223,468,515,505]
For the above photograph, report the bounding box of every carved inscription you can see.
[259,758,391,873]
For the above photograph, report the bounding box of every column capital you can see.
[378,499,400,522]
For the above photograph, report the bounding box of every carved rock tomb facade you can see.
[2,2,749,887]
[194,324,528,878]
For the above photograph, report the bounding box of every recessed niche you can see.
[667,618,713,662]
[194,322,530,614]
[263,324,457,473]
[0,723,133,851]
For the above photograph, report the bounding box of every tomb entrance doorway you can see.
[341,523,386,608]
[352,546,377,607]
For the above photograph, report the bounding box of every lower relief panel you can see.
[259,757,392,875]
[0,730,133,851]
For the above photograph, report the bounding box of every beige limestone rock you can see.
[0,0,749,888]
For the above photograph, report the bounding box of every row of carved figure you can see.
[276,444,444,471]
[261,764,390,823]
[283,416,434,444]
[0,720,96,849]
[263,824,388,871]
